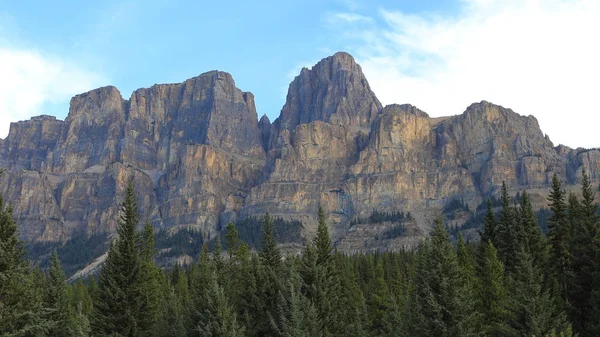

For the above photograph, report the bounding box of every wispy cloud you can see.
[331,12,373,24]
[327,0,600,148]
[0,46,106,138]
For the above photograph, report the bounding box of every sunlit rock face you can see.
[0,52,598,247]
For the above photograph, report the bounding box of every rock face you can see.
[1,52,599,247]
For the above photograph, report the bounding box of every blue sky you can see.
[1,0,599,148]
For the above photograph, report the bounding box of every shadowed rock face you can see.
[0,52,598,246]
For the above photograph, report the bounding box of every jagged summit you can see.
[1,51,599,253]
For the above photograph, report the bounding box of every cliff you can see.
[1,52,598,252]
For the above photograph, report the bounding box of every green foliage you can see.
[44,250,71,336]
[27,232,109,277]
[6,175,600,337]
[350,209,411,226]
[0,194,51,336]
[91,179,161,337]
[476,240,509,335]
[568,169,600,336]
[506,248,568,337]
[547,174,571,302]
[496,181,521,275]
[405,217,479,336]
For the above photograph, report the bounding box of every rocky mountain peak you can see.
[66,86,125,122]
[275,52,382,133]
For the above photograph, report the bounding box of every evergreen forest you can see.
[2,167,600,337]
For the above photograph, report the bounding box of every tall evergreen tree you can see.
[259,212,281,269]
[137,221,163,336]
[366,261,393,337]
[457,233,476,287]
[0,191,50,336]
[156,285,187,337]
[300,206,338,336]
[496,182,520,275]
[196,272,245,337]
[187,243,213,336]
[520,190,547,266]
[405,217,479,336]
[91,179,144,336]
[44,249,71,336]
[224,222,239,261]
[546,174,571,303]
[480,198,497,247]
[506,248,569,337]
[568,169,600,336]
[475,240,509,335]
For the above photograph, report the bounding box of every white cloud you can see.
[328,0,600,148]
[0,47,105,138]
[332,12,373,24]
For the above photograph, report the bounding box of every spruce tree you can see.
[187,243,213,336]
[270,264,319,337]
[0,192,50,336]
[480,198,497,247]
[44,249,71,336]
[406,217,479,336]
[568,169,600,336]
[257,212,287,337]
[475,240,509,335]
[259,212,281,269]
[196,272,244,337]
[224,222,239,261]
[546,174,571,303]
[496,182,520,275]
[457,233,476,287]
[335,254,368,337]
[520,190,547,266]
[366,261,393,337]
[300,206,338,336]
[91,179,143,336]
[137,221,163,336]
[156,286,186,337]
[506,248,569,337]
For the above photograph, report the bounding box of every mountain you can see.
[1,51,599,253]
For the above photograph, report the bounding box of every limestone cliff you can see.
[0,52,598,251]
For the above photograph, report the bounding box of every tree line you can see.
[1,168,600,336]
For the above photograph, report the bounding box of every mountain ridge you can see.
[1,52,599,252]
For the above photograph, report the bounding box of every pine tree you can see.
[156,285,186,337]
[480,198,497,247]
[91,179,144,336]
[270,264,319,337]
[547,174,571,303]
[137,221,163,336]
[70,278,93,317]
[224,222,239,261]
[187,243,213,336]
[44,249,71,336]
[257,212,287,337]
[406,217,479,336]
[366,261,393,337]
[0,193,50,336]
[457,233,476,287]
[213,235,225,277]
[568,169,600,336]
[496,182,520,275]
[259,212,281,269]
[520,190,547,266]
[196,272,245,337]
[335,254,367,337]
[475,240,509,335]
[300,206,338,336]
[506,248,569,337]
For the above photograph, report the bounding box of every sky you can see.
[0,0,598,148]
